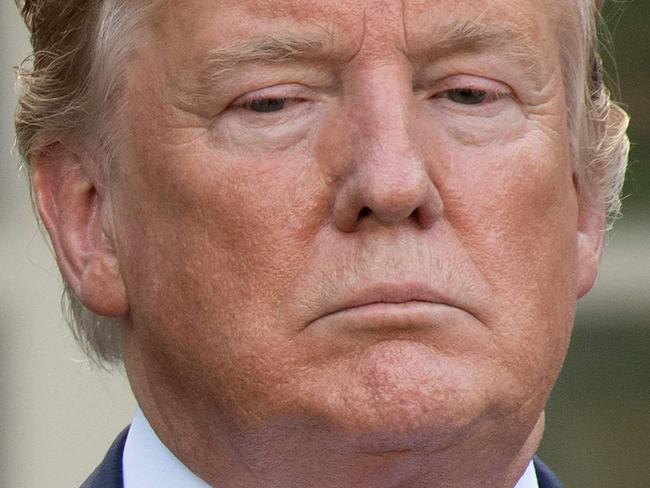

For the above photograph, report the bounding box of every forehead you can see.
[151,0,564,55]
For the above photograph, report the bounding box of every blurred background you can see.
[538,2,650,486]
[1,1,648,487]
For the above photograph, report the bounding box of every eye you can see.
[444,88,489,105]
[243,97,289,113]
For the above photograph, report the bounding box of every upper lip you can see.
[313,282,454,322]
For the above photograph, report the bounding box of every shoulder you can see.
[534,457,564,488]
[80,427,130,488]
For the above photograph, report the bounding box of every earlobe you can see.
[79,254,129,317]
[576,198,606,299]
[30,142,129,318]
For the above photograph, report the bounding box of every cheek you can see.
[115,128,333,347]
[437,127,579,373]
[443,127,577,284]
[115,133,346,421]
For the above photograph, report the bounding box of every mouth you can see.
[308,283,458,331]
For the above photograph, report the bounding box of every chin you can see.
[300,339,505,453]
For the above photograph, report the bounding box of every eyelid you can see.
[229,84,307,109]
[442,88,509,104]
[433,75,513,97]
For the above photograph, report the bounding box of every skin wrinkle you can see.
[171,19,546,114]
[73,0,601,487]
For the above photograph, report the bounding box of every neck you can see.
[136,397,544,488]
[123,341,545,488]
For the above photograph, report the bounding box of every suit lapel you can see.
[80,427,129,488]
[534,457,564,488]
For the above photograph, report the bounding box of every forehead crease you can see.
[154,0,561,100]
[152,0,356,48]
[240,0,361,22]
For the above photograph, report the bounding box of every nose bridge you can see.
[351,64,415,160]
[349,63,427,185]
[333,64,443,232]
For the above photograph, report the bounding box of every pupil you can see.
[449,89,486,105]
[249,98,286,113]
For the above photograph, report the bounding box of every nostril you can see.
[412,207,429,228]
[359,206,372,219]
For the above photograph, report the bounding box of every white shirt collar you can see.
[514,458,540,488]
[123,408,539,488]
[123,408,211,488]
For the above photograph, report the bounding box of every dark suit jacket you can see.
[80,428,564,488]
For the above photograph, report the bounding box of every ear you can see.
[30,142,129,317]
[575,190,606,299]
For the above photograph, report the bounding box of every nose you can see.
[333,82,443,233]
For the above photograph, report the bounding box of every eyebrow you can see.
[417,19,541,77]
[426,19,536,54]
[177,35,331,107]
[177,20,543,106]
[203,36,329,72]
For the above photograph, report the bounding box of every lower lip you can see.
[310,301,460,332]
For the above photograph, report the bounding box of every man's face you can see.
[114,0,594,456]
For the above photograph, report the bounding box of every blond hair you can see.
[14,0,631,366]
